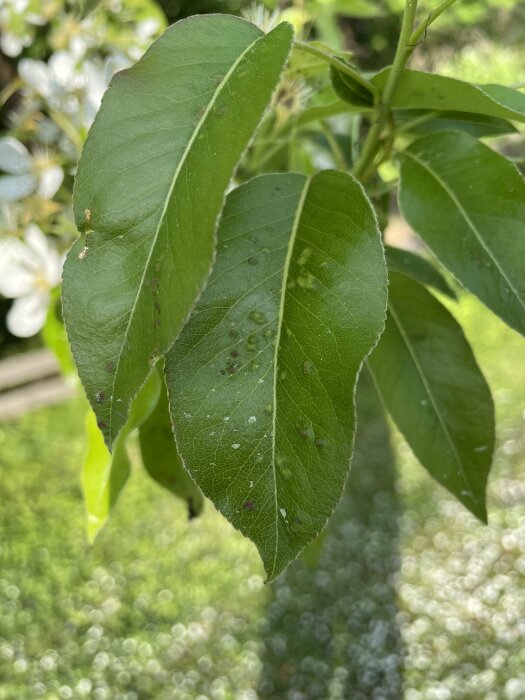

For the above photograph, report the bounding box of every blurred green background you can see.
[1,1,525,698]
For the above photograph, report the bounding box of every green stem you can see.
[320,121,348,170]
[352,0,419,179]
[293,41,379,99]
[408,0,460,53]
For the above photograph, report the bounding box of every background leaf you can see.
[165,171,387,579]
[368,272,494,521]
[385,245,456,299]
[372,68,525,122]
[398,131,525,336]
[330,66,375,107]
[62,16,293,449]
[394,110,516,138]
[82,369,161,542]
[139,373,204,519]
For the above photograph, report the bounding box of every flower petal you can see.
[0,237,39,297]
[18,58,52,98]
[6,291,50,338]
[24,224,63,286]
[0,137,31,175]
[0,174,36,201]
[38,165,64,199]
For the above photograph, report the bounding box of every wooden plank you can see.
[0,377,76,421]
[0,349,59,392]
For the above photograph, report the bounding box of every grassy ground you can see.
[0,293,524,699]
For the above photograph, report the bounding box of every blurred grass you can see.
[0,293,524,699]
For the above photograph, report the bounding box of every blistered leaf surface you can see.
[165,171,387,578]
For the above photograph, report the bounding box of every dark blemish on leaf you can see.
[97,420,108,430]
[221,369,226,375]
[315,438,325,448]
[154,319,161,328]
[243,500,255,511]
[248,256,258,266]
[95,391,105,403]
[229,329,239,339]
[274,186,281,192]
[105,361,115,373]
[231,350,239,358]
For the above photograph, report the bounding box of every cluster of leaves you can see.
[60,5,525,580]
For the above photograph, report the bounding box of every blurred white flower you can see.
[19,53,110,127]
[0,137,63,202]
[0,225,63,337]
[242,3,281,33]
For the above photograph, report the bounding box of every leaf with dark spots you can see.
[165,171,387,579]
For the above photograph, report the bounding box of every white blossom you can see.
[0,225,63,337]
[0,137,63,202]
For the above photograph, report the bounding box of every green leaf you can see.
[385,245,456,299]
[330,66,375,107]
[62,16,293,449]
[296,100,371,128]
[165,171,387,580]
[139,375,204,518]
[82,369,161,542]
[368,272,494,522]
[398,132,525,337]
[372,68,525,123]
[395,110,517,138]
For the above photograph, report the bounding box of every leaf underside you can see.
[139,376,204,518]
[62,16,293,449]
[165,171,388,579]
[368,272,494,522]
[82,370,161,541]
[398,131,525,337]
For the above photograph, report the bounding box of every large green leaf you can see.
[398,132,525,336]
[62,16,293,449]
[139,375,204,518]
[372,68,525,122]
[368,272,494,522]
[165,171,387,579]
[82,369,161,542]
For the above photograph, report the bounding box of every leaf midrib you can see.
[107,29,264,444]
[402,148,525,315]
[269,177,310,579]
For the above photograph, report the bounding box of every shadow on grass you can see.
[258,372,404,699]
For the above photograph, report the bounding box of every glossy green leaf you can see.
[385,245,456,299]
[372,68,525,123]
[330,66,375,107]
[165,171,387,579]
[398,132,525,336]
[62,16,293,449]
[395,110,517,138]
[368,272,494,522]
[82,370,161,542]
[139,375,204,519]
